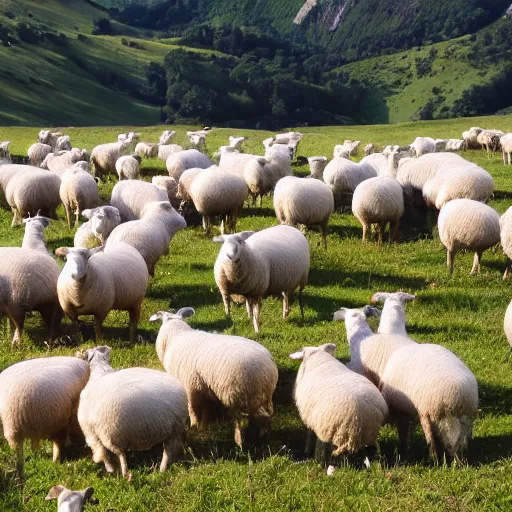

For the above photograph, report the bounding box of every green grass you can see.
[2,116,512,509]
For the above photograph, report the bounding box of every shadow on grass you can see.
[148,284,218,309]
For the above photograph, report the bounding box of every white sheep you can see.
[364,143,375,156]
[73,206,121,249]
[90,139,132,178]
[77,346,188,478]
[46,485,95,512]
[150,307,278,448]
[229,136,247,150]
[212,145,239,165]
[22,214,51,253]
[116,154,141,180]
[273,176,334,249]
[410,136,436,157]
[152,175,180,209]
[370,291,417,336]
[504,300,512,352]
[0,141,11,166]
[445,139,465,152]
[166,149,212,181]
[57,243,149,342]
[189,133,207,152]
[158,144,183,161]
[352,176,404,244]
[500,133,512,165]
[28,143,52,166]
[332,145,350,159]
[307,156,328,179]
[189,167,248,234]
[290,343,388,461]
[438,198,500,274]
[262,137,275,152]
[42,148,88,178]
[38,130,63,149]
[243,156,278,206]
[213,225,310,333]
[0,356,89,477]
[500,206,512,279]
[360,151,402,177]
[135,142,158,158]
[177,167,203,203]
[435,139,447,152]
[477,129,504,153]
[159,130,176,145]
[55,135,72,152]
[106,201,186,276]
[60,168,101,228]
[110,179,168,222]
[218,152,255,179]
[462,127,484,150]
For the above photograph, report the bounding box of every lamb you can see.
[213,225,310,333]
[57,243,149,342]
[364,143,375,156]
[229,136,247,150]
[438,198,500,274]
[150,307,278,448]
[273,176,334,249]
[445,139,465,152]
[117,131,140,149]
[307,156,328,179]
[46,485,95,512]
[410,137,436,157]
[28,143,52,166]
[0,141,11,166]
[106,201,186,276]
[290,343,388,462]
[243,156,278,206]
[370,291,417,336]
[77,346,188,478]
[462,127,484,150]
[500,133,512,165]
[158,144,183,161]
[90,139,132,178]
[166,149,212,181]
[477,129,504,153]
[60,168,101,228]
[73,206,121,249]
[351,176,405,244]
[110,180,168,221]
[42,148,89,177]
[159,130,176,145]
[116,154,141,180]
[0,356,89,478]
[213,145,239,165]
[22,214,51,253]
[189,167,247,234]
[5,169,61,226]
[500,206,512,279]
[152,176,180,209]
[135,142,158,158]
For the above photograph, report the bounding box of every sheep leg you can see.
[252,299,262,334]
[221,293,231,316]
[396,417,412,461]
[315,440,332,467]
[447,249,456,275]
[305,429,317,458]
[282,292,290,320]
[188,389,207,428]
[8,308,25,346]
[470,251,482,275]
[93,316,103,343]
[118,453,132,479]
[419,414,444,463]
[129,307,140,343]
[362,223,368,243]
[161,436,184,471]
[298,287,305,320]
[11,208,21,227]
[51,428,67,462]
[74,204,81,227]
[504,258,511,280]
[246,299,253,319]
[503,151,507,166]
[64,203,72,229]
[259,195,263,208]
[376,223,385,246]
[15,442,24,481]
[234,418,245,449]
[390,221,400,243]
[39,304,61,341]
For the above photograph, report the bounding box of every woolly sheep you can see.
[500,206,512,279]
[106,201,186,276]
[60,168,101,228]
[73,206,121,249]
[0,164,33,202]
[0,356,89,478]
[159,130,176,145]
[116,154,141,181]
[116,132,140,148]
[110,180,168,222]
[166,149,212,181]
[42,148,88,177]
[462,127,484,149]
[273,176,334,249]
[323,157,377,207]
[22,214,51,253]
[333,145,350,159]
[504,300,512,351]
[0,141,11,166]
[150,307,278,447]
[46,485,95,512]
[177,167,203,203]
[243,156,277,206]
[262,137,275,151]
[77,346,188,478]
[55,135,72,152]
[360,151,401,177]
[274,131,303,145]
[364,143,375,156]
[28,143,52,166]
[410,137,436,157]
[445,139,465,152]
[135,142,158,158]
[189,167,247,234]
[218,152,255,178]
[213,225,310,333]
[90,140,131,178]
[370,291,417,336]
[435,139,447,152]
[152,176,180,209]
[290,343,388,461]
[438,198,500,274]
[158,144,183,161]
[352,176,404,244]
[477,129,504,153]
[38,130,63,149]
[229,136,247,150]
[307,156,328,179]
[57,243,149,342]
[189,133,207,152]
[501,133,512,165]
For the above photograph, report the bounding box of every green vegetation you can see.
[2,116,512,509]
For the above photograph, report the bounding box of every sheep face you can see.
[46,485,95,512]
[371,291,416,304]
[0,141,10,159]
[332,306,380,322]
[38,130,51,145]
[23,215,51,230]
[83,206,121,240]
[289,343,336,360]
[83,345,112,364]
[149,307,195,325]
[61,247,100,280]
[212,231,255,263]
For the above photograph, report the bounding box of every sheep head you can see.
[212,231,255,263]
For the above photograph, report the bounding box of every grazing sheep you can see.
[273,176,334,249]
[500,206,512,279]
[435,139,447,152]
[364,143,375,156]
[57,243,149,342]
[410,137,436,157]
[218,152,255,179]
[243,156,277,206]
[110,180,168,222]
[42,148,88,178]
[307,156,328,179]
[290,343,388,461]
[158,144,183,161]
[445,139,465,152]
[438,198,500,274]
[46,485,95,512]
[383,144,412,156]
[370,291,417,336]
[462,127,484,150]
[116,155,141,181]
[477,129,504,153]
[152,176,180,209]
[5,169,61,226]
[212,145,239,165]
[352,176,404,244]
[333,145,350,159]
[38,130,63,149]
[22,214,51,253]
[159,130,176,145]
[60,168,101,228]
[189,167,247,234]
[150,307,278,447]
[135,142,158,158]
[213,225,310,333]
[73,206,121,249]
[500,133,512,165]
[77,346,188,478]
[106,201,186,276]
[189,133,207,152]
[166,149,212,181]
[28,143,52,166]
[360,151,402,178]
[55,135,72,152]
[0,356,89,478]
[90,140,132,178]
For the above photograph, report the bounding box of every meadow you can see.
[1,115,512,510]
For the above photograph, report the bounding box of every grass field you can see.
[1,116,512,510]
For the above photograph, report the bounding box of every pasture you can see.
[1,115,512,510]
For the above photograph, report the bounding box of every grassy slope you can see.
[2,116,512,509]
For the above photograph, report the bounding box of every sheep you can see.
[28,143,52,166]
[150,307,278,448]
[229,136,247,150]
[159,130,176,145]
[152,176,180,209]
[262,137,275,151]
[333,145,350,159]
[0,356,89,478]
[38,130,63,149]
[273,176,334,249]
[22,214,51,253]
[445,139,465,152]
[435,139,447,152]
[360,151,402,177]
[77,346,188,478]
[5,169,61,226]
[0,141,11,166]
[57,243,149,342]
[166,149,213,181]
[323,157,377,207]
[263,145,293,182]
[73,206,121,249]
[289,343,388,462]
[274,131,303,145]
[351,176,405,244]
[90,139,132,178]
[110,179,168,222]
[438,198,500,274]
[212,145,239,165]
[106,201,186,276]
[42,148,89,178]
[500,206,512,279]
[0,164,34,204]
[243,156,278,206]
[504,300,512,351]
[116,131,140,149]
[60,168,101,228]
[116,154,141,181]
[218,152,255,178]
[343,140,361,156]
[177,167,203,203]
[307,156,328,179]
[189,167,247,235]
[477,129,505,153]
[370,291,417,336]
[410,137,436,157]
[213,225,310,333]
[135,142,158,158]
[56,135,72,152]
[500,133,512,165]
[189,133,207,152]
[364,143,375,156]
[158,144,183,161]
[46,485,95,512]
[462,127,484,149]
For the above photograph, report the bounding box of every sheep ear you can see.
[238,231,254,241]
[332,308,347,321]
[55,247,68,258]
[96,346,112,358]
[370,292,390,304]
[149,311,166,323]
[46,485,66,500]
[81,209,93,219]
[289,350,304,360]
[396,292,417,303]
[212,236,225,243]
[321,343,336,355]
[81,487,94,502]
[39,216,51,227]
[363,305,381,318]
[176,307,195,319]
